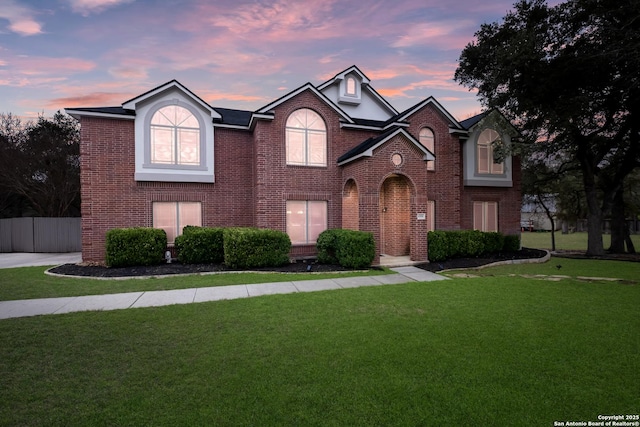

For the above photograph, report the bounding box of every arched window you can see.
[150,105,200,165]
[286,109,327,166]
[477,128,504,174]
[419,127,435,171]
[345,76,356,96]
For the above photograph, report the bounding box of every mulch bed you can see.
[49,248,553,278]
[49,259,358,278]
[415,247,548,272]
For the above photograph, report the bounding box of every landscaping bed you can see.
[49,247,550,278]
[416,247,548,272]
[49,258,356,278]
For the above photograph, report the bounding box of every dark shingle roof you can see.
[459,111,491,130]
[337,127,399,164]
[213,107,254,127]
[67,106,135,116]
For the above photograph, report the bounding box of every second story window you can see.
[345,76,356,96]
[419,127,435,171]
[150,105,200,166]
[477,128,504,175]
[286,108,327,167]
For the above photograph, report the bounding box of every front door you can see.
[380,175,410,256]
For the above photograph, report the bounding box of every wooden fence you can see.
[0,217,81,253]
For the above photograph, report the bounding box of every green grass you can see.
[0,267,390,301]
[444,256,640,282]
[1,276,638,426]
[521,231,640,251]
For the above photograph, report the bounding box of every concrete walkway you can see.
[0,266,447,320]
[0,252,82,269]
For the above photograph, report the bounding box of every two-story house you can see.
[66,65,521,265]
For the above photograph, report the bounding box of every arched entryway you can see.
[342,179,359,230]
[380,174,411,256]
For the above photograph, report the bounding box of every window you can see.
[153,202,202,244]
[427,200,435,231]
[345,76,356,96]
[477,129,504,174]
[150,105,200,166]
[473,201,498,232]
[419,127,435,171]
[286,201,327,244]
[286,109,327,167]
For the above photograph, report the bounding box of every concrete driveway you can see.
[0,253,82,269]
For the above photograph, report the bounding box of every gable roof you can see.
[337,127,435,166]
[255,83,354,123]
[460,109,520,137]
[317,65,398,117]
[394,97,465,131]
[122,79,221,119]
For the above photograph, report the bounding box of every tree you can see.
[455,0,640,256]
[0,112,80,217]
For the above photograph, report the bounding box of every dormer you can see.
[339,72,363,105]
[317,65,397,121]
[122,80,220,183]
[460,110,519,188]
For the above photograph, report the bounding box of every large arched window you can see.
[419,127,435,171]
[286,109,327,167]
[477,128,504,174]
[150,105,200,165]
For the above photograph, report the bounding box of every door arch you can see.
[380,174,411,256]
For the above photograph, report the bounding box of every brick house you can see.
[66,65,521,265]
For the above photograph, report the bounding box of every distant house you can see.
[521,194,559,231]
[66,65,522,265]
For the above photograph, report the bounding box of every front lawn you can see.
[0,266,390,301]
[521,231,640,252]
[1,274,638,426]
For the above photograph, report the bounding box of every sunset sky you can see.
[0,0,553,121]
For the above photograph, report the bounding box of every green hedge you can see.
[174,227,224,264]
[503,234,521,252]
[317,229,375,269]
[427,230,520,262]
[223,227,291,269]
[105,227,167,267]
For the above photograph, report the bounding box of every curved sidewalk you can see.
[0,266,447,320]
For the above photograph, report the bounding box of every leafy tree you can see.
[455,0,640,255]
[0,112,80,217]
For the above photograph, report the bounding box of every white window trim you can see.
[144,101,207,170]
[286,200,328,245]
[152,201,202,244]
[476,129,505,176]
[419,127,435,171]
[285,109,327,167]
[473,201,498,232]
[134,89,214,183]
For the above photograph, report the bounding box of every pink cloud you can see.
[0,54,96,88]
[46,92,128,108]
[65,0,135,16]
[0,1,43,36]
[390,20,476,50]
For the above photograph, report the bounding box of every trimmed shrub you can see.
[317,229,375,269]
[503,234,521,252]
[223,227,291,269]
[426,231,448,262]
[105,227,167,267]
[316,229,341,264]
[483,232,505,254]
[428,230,518,262]
[174,227,224,264]
[460,230,485,257]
